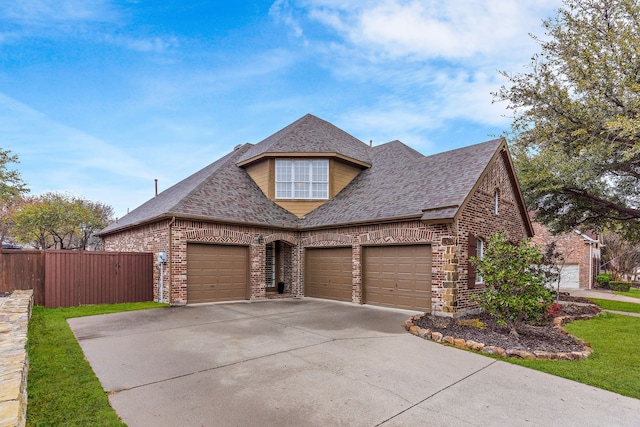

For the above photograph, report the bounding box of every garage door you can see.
[363,245,432,311]
[558,264,580,289]
[187,244,249,303]
[305,247,352,302]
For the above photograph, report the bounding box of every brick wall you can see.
[299,221,452,310]
[456,151,531,313]
[531,222,600,288]
[102,151,530,316]
[103,219,171,302]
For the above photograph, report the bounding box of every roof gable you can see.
[100,116,527,235]
[99,144,299,234]
[236,114,372,167]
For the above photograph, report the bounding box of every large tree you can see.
[10,193,114,250]
[495,0,640,238]
[0,148,29,244]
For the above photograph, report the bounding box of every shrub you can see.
[470,232,554,338]
[596,273,612,289]
[609,281,631,292]
[547,303,561,318]
[456,318,486,329]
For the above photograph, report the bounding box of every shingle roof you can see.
[99,144,300,234]
[236,114,371,166]
[99,115,506,235]
[300,138,503,227]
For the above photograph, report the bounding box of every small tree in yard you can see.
[470,232,554,338]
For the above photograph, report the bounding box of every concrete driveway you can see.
[68,299,640,426]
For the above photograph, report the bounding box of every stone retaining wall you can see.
[404,312,595,360]
[0,290,33,427]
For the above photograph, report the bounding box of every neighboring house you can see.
[531,220,601,289]
[98,114,532,316]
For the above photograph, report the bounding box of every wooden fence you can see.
[0,250,153,308]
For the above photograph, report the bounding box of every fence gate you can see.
[44,251,153,308]
[0,250,46,305]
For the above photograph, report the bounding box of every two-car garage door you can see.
[304,245,432,312]
[187,244,249,303]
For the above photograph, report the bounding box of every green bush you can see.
[609,281,631,292]
[596,273,612,289]
[470,232,554,338]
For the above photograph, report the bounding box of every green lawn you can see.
[26,302,167,427]
[588,298,640,314]
[613,287,640,299]
[502,312,640,399]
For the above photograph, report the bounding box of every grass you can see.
[588,298,640,314]
[613,287,640,299]
[26,302,167,427]
[500,312,640,399]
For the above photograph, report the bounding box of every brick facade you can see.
[103,149,530,316]
[531,222,601,289]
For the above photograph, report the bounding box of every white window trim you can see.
[494,190,499,215]
[275,159,329,200]
[475,237,484,284]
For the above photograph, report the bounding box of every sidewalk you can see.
[564,288,640,317]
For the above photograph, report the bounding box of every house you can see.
[98,114,532,316]
[531,220,601,289]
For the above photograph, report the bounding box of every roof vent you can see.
[234,144,243,150]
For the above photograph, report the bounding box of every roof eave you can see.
[299,214,426,230]
[97,213,173,237]
[237,152,371,169]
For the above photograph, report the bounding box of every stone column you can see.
[441,236,460,315]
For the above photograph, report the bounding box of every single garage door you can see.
[558,264,580,289]
[187,244,249,303]
[363,245,432,312]
[305,247,352,302]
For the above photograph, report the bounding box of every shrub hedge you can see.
[609,281,632,292]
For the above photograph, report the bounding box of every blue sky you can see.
[0,0,562,218]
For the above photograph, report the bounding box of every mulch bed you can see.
[412,301,601,354]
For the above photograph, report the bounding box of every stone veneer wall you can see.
[0,290,33,427]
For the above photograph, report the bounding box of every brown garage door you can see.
[305,247,352,302]
[363,245,432,311]
[187,244,249,303]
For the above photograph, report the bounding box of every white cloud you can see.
[270,0,305,39]
[0,93,159,215]
[0,0,117,27]
[104,34,181,53]
[294,0,560,61]
[269,0,562,142]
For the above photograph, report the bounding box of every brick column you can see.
[352,243,362,304]
[250,237,266,300]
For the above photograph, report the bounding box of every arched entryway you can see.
[265,240,294,296]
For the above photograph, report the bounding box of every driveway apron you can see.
[68,299,640,426]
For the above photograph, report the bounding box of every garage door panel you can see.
[364,245,432,312]
[305,247,352,302]
[187,244,249,303]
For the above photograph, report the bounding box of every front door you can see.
[265,242,280,292]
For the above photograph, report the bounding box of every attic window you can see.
[275,159,329,199]
[494,190,499,215]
